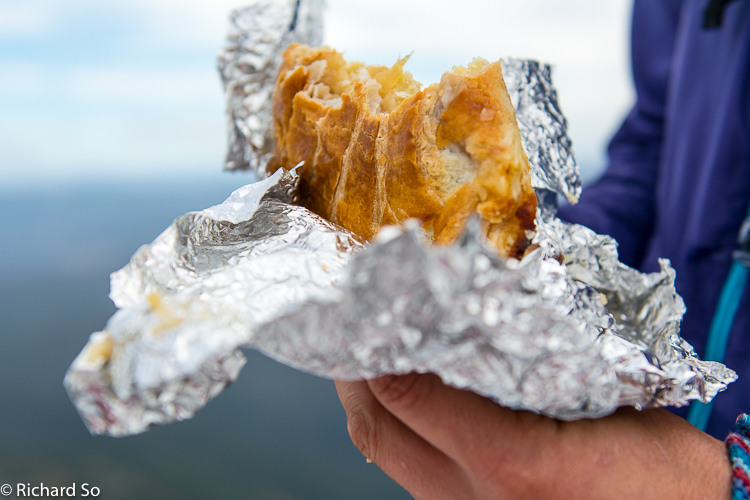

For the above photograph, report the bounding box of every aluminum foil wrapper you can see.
[64,161,735,436]
[218,0,324,175]
[65,168,364,436]
[65,9,736,436]
[502,58,580,206]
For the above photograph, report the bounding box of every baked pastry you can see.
[268,44,536,258]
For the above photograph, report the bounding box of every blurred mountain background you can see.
[0,1,633,498]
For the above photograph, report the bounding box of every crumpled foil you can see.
[65,4,737,436]
[218,0,324,174]
[502,59,580,206]
[64,169,363,436]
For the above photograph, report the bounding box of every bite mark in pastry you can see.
[268,44,536,258]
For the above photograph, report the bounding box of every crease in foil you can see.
[534,215,737,408]
[65,168,364,436]
[66,6,736,436]
[258,220,620,419]
[502,58,580,206]
[218,0,324,176]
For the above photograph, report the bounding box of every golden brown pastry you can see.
[268,44,536,258]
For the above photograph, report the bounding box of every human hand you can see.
[335,373,731,499]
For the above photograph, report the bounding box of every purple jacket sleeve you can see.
[557,0,682,268]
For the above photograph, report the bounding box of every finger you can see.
[366,373,557,480]
[335,379,469,499]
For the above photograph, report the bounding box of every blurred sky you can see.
[0,0,635,190]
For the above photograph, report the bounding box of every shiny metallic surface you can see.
[218,0,324,176]
[534,214,737,411]
[65,162,736,434]
[64,169,364,435]
[258,220,620,419]
[503,58,581,206]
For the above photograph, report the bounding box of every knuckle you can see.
[468,414,557,497]
[469,448,515,486]
[471,457,543,499]
[371,373,427,413]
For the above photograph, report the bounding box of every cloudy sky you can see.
[0,0,634,190]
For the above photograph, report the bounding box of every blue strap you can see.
[688,205,750,431]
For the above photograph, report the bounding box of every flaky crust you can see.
[268,44,536,258]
